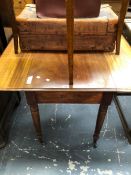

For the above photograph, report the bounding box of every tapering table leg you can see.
[30,104,43,143]
[93,92,113,148]
[25,92,43,143]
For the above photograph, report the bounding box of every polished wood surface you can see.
[66,0,74,85]
[106,37,131,91]
[116,0,129,54]
[0,36,130,91]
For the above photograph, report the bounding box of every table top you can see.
[0,36,131,92]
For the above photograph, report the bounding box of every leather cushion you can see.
[16,4,118,35]
[35,0,101,18]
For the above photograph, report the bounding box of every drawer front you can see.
[35,91,103,104]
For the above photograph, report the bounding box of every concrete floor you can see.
[0,94,131,175]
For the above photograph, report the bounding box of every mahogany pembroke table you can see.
[0,37,131,147]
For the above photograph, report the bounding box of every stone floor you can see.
[0,94,131,175]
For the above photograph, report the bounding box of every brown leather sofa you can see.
[36,0,101,18]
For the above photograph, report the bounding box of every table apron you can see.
[26,91,104,104]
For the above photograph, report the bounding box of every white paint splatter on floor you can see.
[1,97,131,175]
[97,168,113,175]
[65,114,71,121]
[80,165,89,175]
[54,164,58,167]
[68,160,77,171]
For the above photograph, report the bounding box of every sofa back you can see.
[36,0,101,18]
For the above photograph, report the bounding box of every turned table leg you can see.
[25,92,43,143]
[93,92,113,148]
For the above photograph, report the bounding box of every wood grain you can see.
[116,0,129,54]
[26,91,43,143]
[0,37,130,92]
[66,0,74,85]
[35,91,103,104]
[105,36,131,92]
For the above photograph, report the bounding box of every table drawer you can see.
[35,91,103,104]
